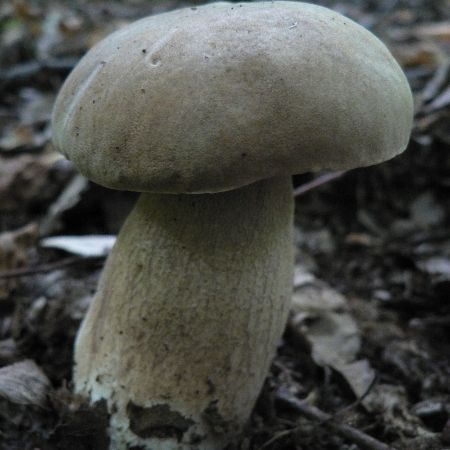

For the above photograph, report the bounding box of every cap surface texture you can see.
[52,1,413,194]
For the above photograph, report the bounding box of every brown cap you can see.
[52,1,413,194]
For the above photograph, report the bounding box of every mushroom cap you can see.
[52,1,413,194]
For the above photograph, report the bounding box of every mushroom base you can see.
[73,177,294,450]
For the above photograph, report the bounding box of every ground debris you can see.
[47,388,110,450]
[0,152,67,216]
[41,235,116,258]
[0,0,449,449]
[0,223,38,300]
[0,359,50,407]
[290,272,377,405]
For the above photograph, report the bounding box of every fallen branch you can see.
[0,256,104,279]
[272,387,394,450]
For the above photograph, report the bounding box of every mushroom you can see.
[51,2,413,449]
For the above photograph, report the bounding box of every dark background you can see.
[0,1,449,449]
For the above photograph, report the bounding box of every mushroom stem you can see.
[74,176,294,450]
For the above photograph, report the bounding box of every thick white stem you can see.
[74,177,294,450]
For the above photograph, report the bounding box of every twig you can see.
[293,171,346,197]
[0,57,77,88]
[334,373,378,417]
[0,256,104,279]
[259,378,379,450]
[258,427,298,449]
[421,59,450,104]
[274,387,394,450]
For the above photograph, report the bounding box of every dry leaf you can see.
[0,360,50,407]
[41,235,116,257]
[0,339,19,365]
[0,223,38,299]
[391,42,439,67]
[290,274,375,401]
[0,154,55,210]
[418,256,450,278]
[414,21,450,41]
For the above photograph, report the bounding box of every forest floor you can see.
[0,1,449,449]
